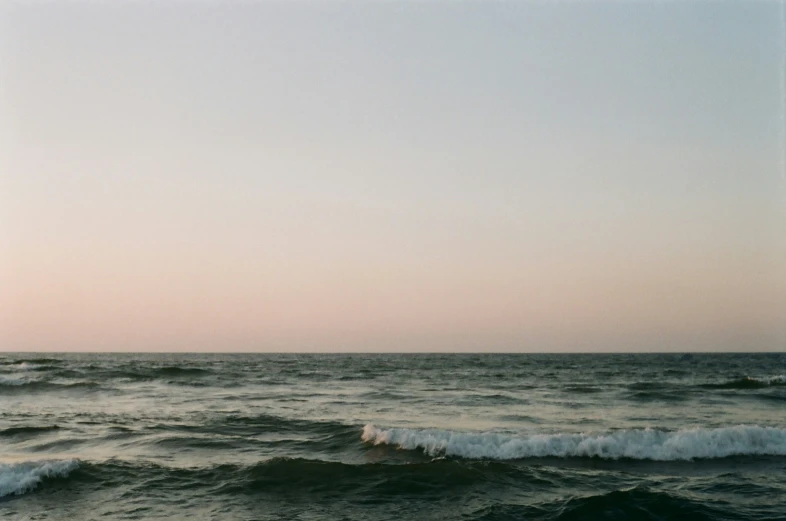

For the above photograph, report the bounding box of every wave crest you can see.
[702,375,786,390]
[0,459,79,497]
[0,380,99,392]
[361,424,786,461]
[0,425,60,437]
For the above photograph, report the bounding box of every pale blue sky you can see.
[0,1,783,352]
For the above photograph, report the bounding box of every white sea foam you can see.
[0,459,79,497]
[362,424,786,461]
[0,374,32,386]
[14,362,39,372]
[756,375,786,385]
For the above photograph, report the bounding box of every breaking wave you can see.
[0,374,33,386]
[0,459,79,497]
[361,424,786,461]
[701,375,786,390]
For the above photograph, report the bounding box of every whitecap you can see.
[0,459,79,497]
[757,375,786,385]
[0,375,32,386]
[361,424,786,461]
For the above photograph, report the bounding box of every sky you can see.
[0,1,784,353]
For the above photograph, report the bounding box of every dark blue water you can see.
[1,353,785,520]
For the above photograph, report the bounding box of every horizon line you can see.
[1,350,783,355]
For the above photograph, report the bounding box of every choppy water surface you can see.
[1,353,785,520]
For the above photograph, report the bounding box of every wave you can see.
[0,425,60,437]
[0,366,210,390]
[154,366,211,377]
[627,390,689,402]
[0,380,100,393]
[238,457,495,494]
[361,424,786,461]
[701,375,786,390]
[0,362,48,372]
[1,455,781,518]
[10,457,532,499]
[142,413,359,453]
[0,375,34,386]
[91,366,213,382]
[198,457,540,497]
[0,459,79,497]
[0,358,62,366]
[464,488,726,521]
[562,385,603,394]
[552,487,726,521]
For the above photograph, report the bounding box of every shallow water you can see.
[1,353,785,520]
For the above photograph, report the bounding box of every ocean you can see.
[1,352,784,520]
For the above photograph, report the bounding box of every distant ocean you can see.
[1,353,784,520]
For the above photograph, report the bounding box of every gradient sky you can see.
[1,1,784,352]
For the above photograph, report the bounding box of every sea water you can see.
[1,353,784,520]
